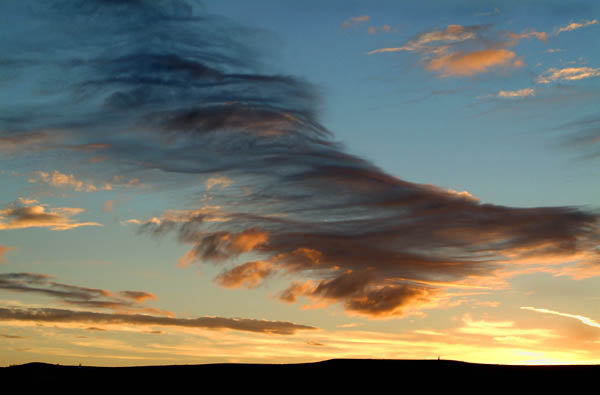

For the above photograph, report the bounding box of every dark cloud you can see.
[0,1,598,317]
[1,334,25,339]
[0,307,316,335]
[0,273,168,315]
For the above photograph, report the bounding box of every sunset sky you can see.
[1,0,599,366]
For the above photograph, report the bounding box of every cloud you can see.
[215,260,273,288]
[496,88,535,98]
[29,170,100,192]
[0,307,316,335]
[0,272,166,315]
[28,170,130,192]
[102,200,115,213]
[475,8,500,17]
[279,281,314,303]
[0,132,56,155]
[341,15,370,28]
[205,176,233,191]
[427,48,518,77]
[457,314,558,342]
[555,19,598,35]
[537,67,600,84]
[521,306,600,329]
[368,24,480,55]
[0,245,12,263]
[0,200,102,231]
[368,25,394,35]
[509,30,548,42]
[1,334,25,339]
[1,1,598,318]
[368,24,546,77]
[119,291,157,302]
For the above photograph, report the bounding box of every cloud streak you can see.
[555,19,597,35]
[0,307,316,335]
[0,273,166,315]
[1,1,598,318]
[537,67,600,84]
[521,306,600,329]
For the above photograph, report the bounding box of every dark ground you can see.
[2,359,596,389]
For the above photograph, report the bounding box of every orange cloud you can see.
[279,281,314,303]
[174,228,269,268]
[368,24,545,77]
[427,48,519,77]
[231,229,269,253]
[215,260,273,288]
[29,170,139,192]
[102,200,115,212]
[0,244,12,263]
[0,201,102,231]
[30,170,105,192]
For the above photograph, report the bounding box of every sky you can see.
[0,0,599,366]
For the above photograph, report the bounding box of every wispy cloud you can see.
[368,24,479,54]
[0,200,102,231]
[368,24,394,35]
[29,170,110,192]
[0,132,56,155]
[368,24,542,77]
[521,306,600,329]
[205,176,233,191]
[554,115,600,160]
[555,19,598,35]
[537,67,600,84]
[341,15,370,28]
[475,8,500,17]
[496,88,535,98]
[28,170,140,192]
[457,314,558,344]
[1,1,598,318]
[0,307,316,335]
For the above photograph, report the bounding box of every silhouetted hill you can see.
[2,359,596,389]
